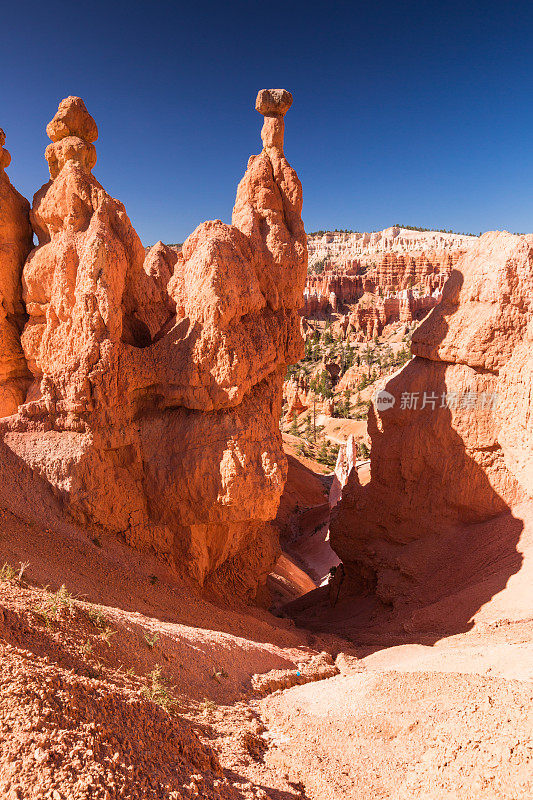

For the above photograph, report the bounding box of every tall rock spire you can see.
[232,89,307,316]
[44,95,98,179]
[21,96,146,413]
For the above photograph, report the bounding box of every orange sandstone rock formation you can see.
[331,231,533,601]
[2,91,306,599]
[0,129,32,416]
[283,375,310,420]
[304,250,454,317]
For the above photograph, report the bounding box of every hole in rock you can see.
[121,314,152,348]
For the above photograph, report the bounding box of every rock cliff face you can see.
[307,226,477,264]
[0,92,306,599]
[345,290,440,339]
[330,231,533,601]
[304,235,468,327]
[0,129,33,416]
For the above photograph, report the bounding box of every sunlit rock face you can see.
[0,128,33,416]
[330,231,533,600]
[304,229,476,336]
[1,91,306,600]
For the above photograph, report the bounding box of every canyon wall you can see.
[307,225,477,264]
[306,250,462,301]
[304,230,475,326]
[0,91,306,599]
[330,231,533,602]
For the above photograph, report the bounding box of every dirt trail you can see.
[263,497,533,799]
[261,667,533,800]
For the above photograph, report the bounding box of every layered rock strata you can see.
[307,226,477,263]
[304,250,456,320]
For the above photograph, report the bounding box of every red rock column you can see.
[0,128,32,415]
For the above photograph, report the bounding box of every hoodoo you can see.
[3,5,533,797]
[0,91,306,598]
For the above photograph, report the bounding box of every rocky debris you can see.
[261,669,533,800]
[0,128,33,417]
[0,557,348,800]
[330,230,533,603]
[0,91,306,600]
[0,640,238,800]
[235,730,268,762]
[251,652,338,695]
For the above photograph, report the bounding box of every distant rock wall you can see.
[303,244,468,335]
[346,290,441,339]
[307,226,477,264]
[0,91,306,600]
[304,250,460,314]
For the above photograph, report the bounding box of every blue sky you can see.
[4,0,533,243]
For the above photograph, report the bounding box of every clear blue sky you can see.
[4,0,533,243]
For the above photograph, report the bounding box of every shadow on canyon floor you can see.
[284,269,527,651]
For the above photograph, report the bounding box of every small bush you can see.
[87,606,107,628]
[100,626,117,647]
[142,665,175,712]
[0,563,17,582]
[144,632,159,649]
[39,585,75,625]
[81,639,93,656]
[211,667,228,684]
[199,698,217,715]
